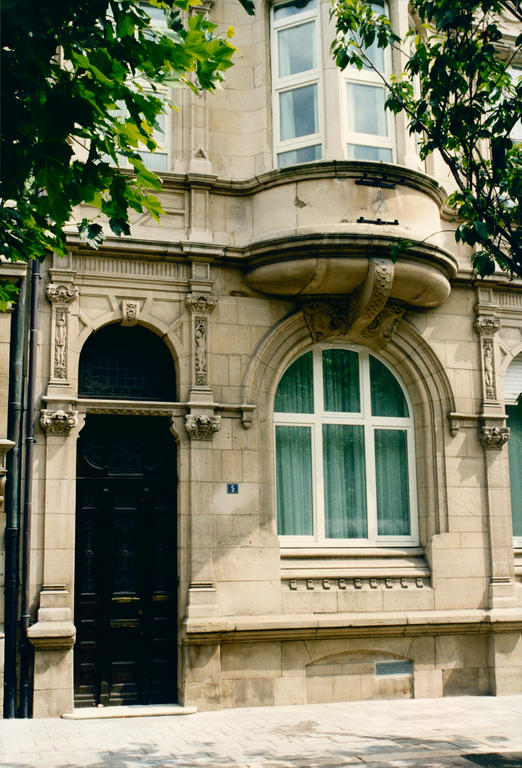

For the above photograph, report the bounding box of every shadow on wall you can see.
[305,650,413,704]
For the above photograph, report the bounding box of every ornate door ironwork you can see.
[74,415,177,707]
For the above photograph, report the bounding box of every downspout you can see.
[19,258,41,718]
[3,275,28,718]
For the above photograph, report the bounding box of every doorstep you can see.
[62,704,197,720]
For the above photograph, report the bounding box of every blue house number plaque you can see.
[227,483,239,494]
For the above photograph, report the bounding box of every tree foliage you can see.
[331,0,522,277]
[0,0,245,307]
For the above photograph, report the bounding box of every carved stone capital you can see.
[186,292,217,315]
[40,409,79,436]
[121,299,139,327]
[46,283,78,305]
[479,425,510,449]
[474,316,501,336]
[185,413,221,440]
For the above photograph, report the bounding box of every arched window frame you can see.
[273,342,419,547]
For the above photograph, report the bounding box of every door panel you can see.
[74,416,177,707]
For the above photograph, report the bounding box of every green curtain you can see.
[276,425,313,535]
[323,424,367,538]
[507,402,522,536]
[274,351,313,413]
[370,355,409,417]
[323,349,360,412]
[374,429,410,535]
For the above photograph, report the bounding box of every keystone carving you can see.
[184,413,221,440]
[479,425,510,449]
[40,409,78,436]
[121,299,139,327]
[185,293,217,315]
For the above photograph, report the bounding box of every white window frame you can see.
[270,0,323,168]
[508,67,522,145]
[274,343,419,548]
[108,87,171,172]
[341,2,395,162]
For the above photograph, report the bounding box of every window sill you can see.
[280,546,429,580]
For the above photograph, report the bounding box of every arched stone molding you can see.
[241,308,456,544]
[71,308,184,402]
[498,340,522,378]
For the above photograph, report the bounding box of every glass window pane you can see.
[274,0,316,21]
[375,429,410,535]
[138,151,168,171]
[276,426,313,535]
[507,402,522,536]
[322,349,360,412]
[275,351,313,412]
[347,144,393,162]
[278,144,322,167]
[370,356,409,417]
[280,84,318,141]
[278,22,315,77]
[346,83,388,136]
[323,424,367,538]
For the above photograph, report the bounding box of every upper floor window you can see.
[274,345,418,545]
[271,0,323,168]
[342,0,394,162]
[270,0,395,168]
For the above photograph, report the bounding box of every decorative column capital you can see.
[474,316,500,336]
[40,409,79,436]
[185,292,217,315]
[185,413,221,440]
[479,425,510,450]
[46,283,78,305]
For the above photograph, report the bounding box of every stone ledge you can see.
[62,704,197,720]
[28,621,76,651]
[182,608,522,645]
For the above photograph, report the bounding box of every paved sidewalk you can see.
[1,695,522,768]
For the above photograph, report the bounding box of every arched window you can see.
[505,353,522,543]
[274,345,418,545]
[78,324,176,401]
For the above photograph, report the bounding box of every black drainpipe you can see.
[19,258,41,718]
[3,275,28,718]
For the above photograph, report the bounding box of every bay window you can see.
[271,0,323,167]
[274,345,418,545]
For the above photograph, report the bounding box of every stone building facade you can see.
[1,0,521,718]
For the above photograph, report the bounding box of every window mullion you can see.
[314,347,325,542]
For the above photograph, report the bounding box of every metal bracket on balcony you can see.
[357,217,399,226]
[355,175,396,189]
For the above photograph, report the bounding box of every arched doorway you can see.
[74,324,178,707]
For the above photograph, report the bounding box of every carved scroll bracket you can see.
[40,409,79,436]
[302,258,397,346]
[121,298,140,327]
[46,283,78,384]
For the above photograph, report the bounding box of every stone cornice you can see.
[182,609,522,645]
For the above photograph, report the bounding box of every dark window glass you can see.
[79,324,176,401]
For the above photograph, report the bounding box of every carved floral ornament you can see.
[474,316,501,336]
[479,425,510,449]
[46,283,78,305]
[184,413,221,440]
[185,292,217,315]
[40,409,79,436]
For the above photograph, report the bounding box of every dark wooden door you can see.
[74,415,177,707]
